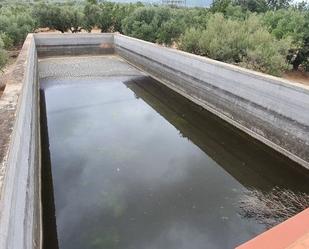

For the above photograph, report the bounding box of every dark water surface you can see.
[41,76,309,249]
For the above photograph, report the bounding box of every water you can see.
[41,76,309,249]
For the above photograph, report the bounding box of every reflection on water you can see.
[42,76,309,249]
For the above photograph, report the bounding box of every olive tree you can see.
[33,3,84,33]
[97,2,114,32]
[83,1,101,32]
[111,3,139,33]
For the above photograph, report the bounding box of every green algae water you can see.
[41,76,309,249]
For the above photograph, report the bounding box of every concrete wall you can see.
[35,33,114,57]
[0,32,115,249]
[0,32,309,249]
[0,35,41,249]
[114,34,309,170]
[34,32,309,169]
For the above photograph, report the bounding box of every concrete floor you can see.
[39,55,145,82]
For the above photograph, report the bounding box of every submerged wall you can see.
[0,32,309,249]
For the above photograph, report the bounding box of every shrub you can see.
[122,7,172,43]
[0,33,13,49]
[157,17,183,45]
[234,0,268,13]
[262,9,308,70]
[210,0,232,14]
[225,4,250,19]
[0,38,8,71]
[241,28,291,75]
[0,6,35,46]
[198,14,248,62]
[178,28,201,54]
[179,14,290,75]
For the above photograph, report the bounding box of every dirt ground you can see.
[283,71,309,86]
[0,50,19,97]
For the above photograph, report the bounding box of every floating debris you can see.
[239,187,309,228]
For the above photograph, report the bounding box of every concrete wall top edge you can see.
[113,33,309,169]
[0,34,35,182]
[34,33,114,46]
[114,34,309,126]
[114,34,309,93]
[0,33,41,249]
[33,33,309,93]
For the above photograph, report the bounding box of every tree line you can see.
[0,0,308,76]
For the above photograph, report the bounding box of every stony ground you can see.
[0,50,19,97]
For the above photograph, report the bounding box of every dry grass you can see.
[239,187,309,227]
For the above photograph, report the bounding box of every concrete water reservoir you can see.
[0,33,309,249]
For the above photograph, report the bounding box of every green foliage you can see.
[266,0,292,10]
[83,2,141,33]
[180,14,290,75]
[97,2,114,32]
[122,7,172,43]
[179,28,201,54]
[262,9,308,70]
[224,4,249,19]
[241,26,291,75]
[198,14,248,62]
[83,1,101,32]
[0,0,308,76]
[0,5,35,46]
[234,0,268,12]
[0,32,13,49]
[68,7,84,33]
[262,9,305,40]
[33,3,84,33]
[157,17,183,45]
[122,7,155,41]
[111,3,128,32]
[294,1,309,11]
[298,11,309,71]
[87,0,98,4]
[210,0,232,13]
[0,37,8,71]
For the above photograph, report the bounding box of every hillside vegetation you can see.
[0,0,308,76]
